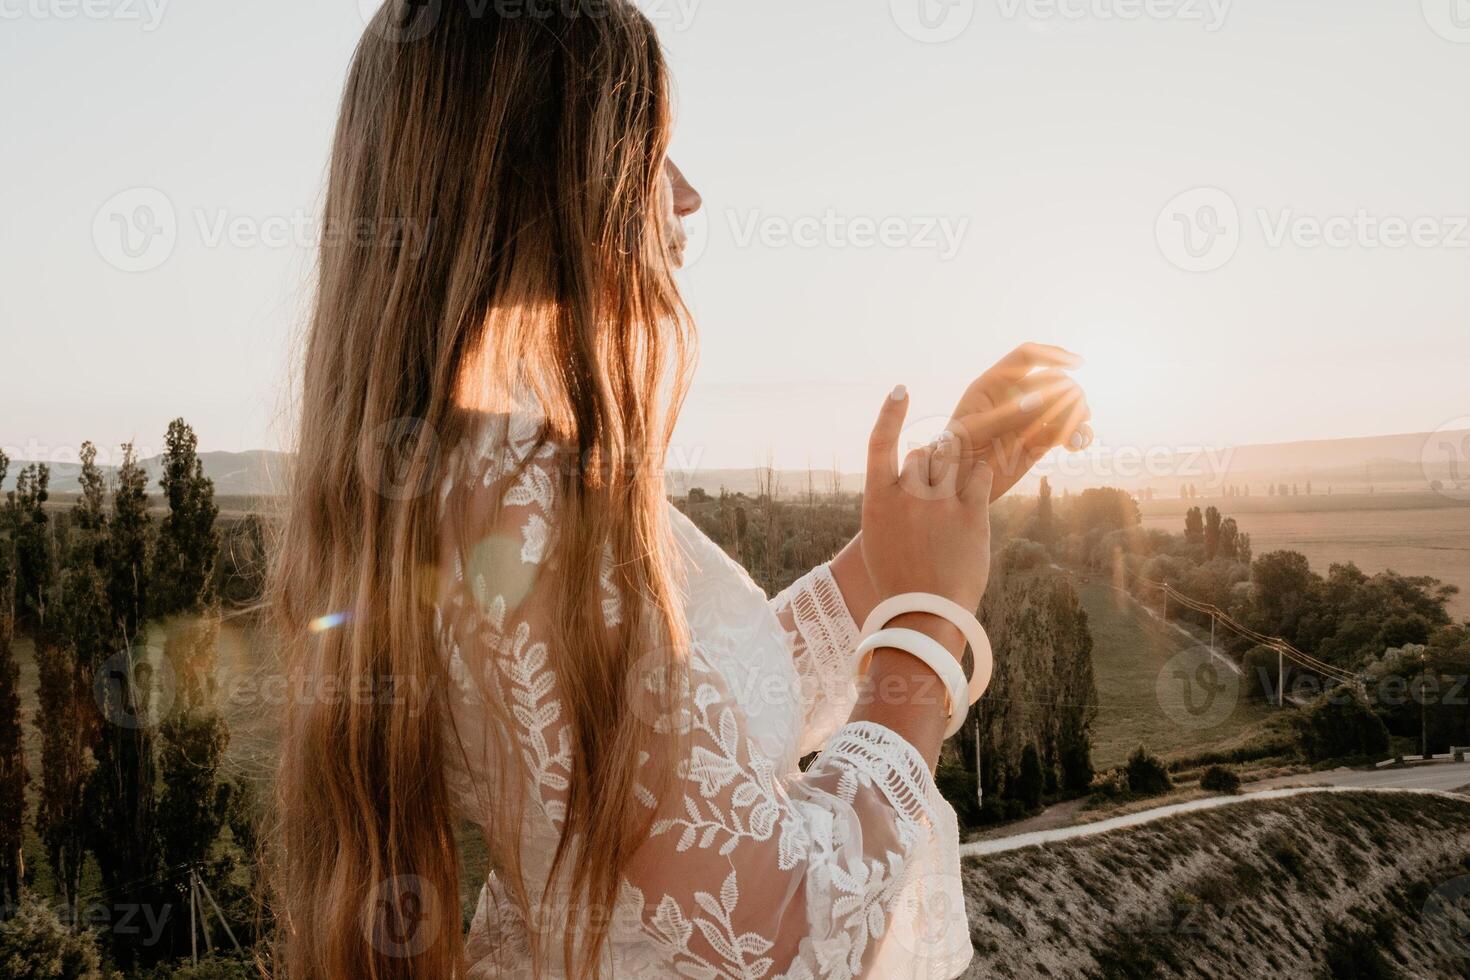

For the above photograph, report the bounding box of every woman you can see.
[270,2,1090,978]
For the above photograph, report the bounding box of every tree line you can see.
[0,423,263,978]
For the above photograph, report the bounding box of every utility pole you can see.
[974,711,983,810]
[196,872,215,956]
[189,870,198,965]
[1420,651,1430,760]
[198,873,243,952]
[1276,647,1285,706]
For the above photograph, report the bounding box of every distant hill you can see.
[1084,429,1470,499]
[5,428,1466,501]
[5,450,290,498]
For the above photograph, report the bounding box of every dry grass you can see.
[960,792,1470,979]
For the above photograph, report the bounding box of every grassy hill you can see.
[1070,576,1283,770]
[961,791,1470,979]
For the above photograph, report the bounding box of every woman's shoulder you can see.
[437,409,561,555]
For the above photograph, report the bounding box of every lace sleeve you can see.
[437,419,971,978]
[772,565,864,754]
[627,655,972,979]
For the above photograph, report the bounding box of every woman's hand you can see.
[948,342,1091,501]
[861,386,995,613]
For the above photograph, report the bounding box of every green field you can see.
[1072,577,1282,770]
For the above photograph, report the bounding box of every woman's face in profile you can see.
[663,159,703,267]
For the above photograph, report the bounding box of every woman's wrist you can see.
[829,533,880,626]
[882,611,966,659]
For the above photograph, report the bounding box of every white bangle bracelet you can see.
[855,628,970,738]
[861,593,994,705]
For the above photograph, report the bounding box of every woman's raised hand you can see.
[861,386,995,613]
[948,342,1091,501]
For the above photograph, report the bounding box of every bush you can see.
[163,955,263,980]
[1089,768,1128,800]
[1241,645,1281,702]
[0,894,109,979]
[1001,538,1048,573]
[1125,747,1173,797]
[1296,686,1390,762]
[1199,765,1242,795]
[935,763,981,827]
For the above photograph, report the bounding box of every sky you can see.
[2,0,1468,475]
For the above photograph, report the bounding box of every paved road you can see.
[1256,760,1470,793]
[960,764,1470,858]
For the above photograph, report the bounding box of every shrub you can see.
[163,955,263,980]
[1199,765,1241,795]
[1241,645,1281,701]
[1001,538,1048,573]
[1296,686,1390,762]
[1125,747,1173,797]
[1089,768,1128,800]
[935,763,981,827]
[0,894,109,980]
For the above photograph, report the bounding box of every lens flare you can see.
[309,610,352,634]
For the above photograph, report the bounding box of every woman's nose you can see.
[668,161,703,218]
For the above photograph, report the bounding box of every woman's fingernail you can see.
[1019,391,1044,413]
[890,385,908,402]
[1069,431,1085,450]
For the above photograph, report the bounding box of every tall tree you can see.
[86,445,163,966]
[9,463,55,628]
[1036,476,1054,545]
[1219,516,1241,561]
[105,445,151,641]
[1204,506,1222,560]
[152,420,219,615]
[0,560,27,907]
[37,443,109,921]
[152,420,233,958]
[1184,506,1204,543]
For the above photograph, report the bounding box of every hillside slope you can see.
[961,792,1470,979]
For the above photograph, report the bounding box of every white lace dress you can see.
[434,413,972,979]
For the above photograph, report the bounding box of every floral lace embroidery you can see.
[437,416,972,979]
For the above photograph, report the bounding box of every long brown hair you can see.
[269,2,693,976]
